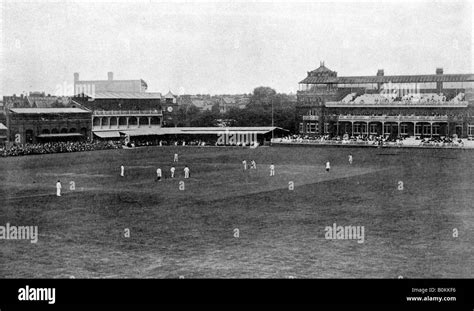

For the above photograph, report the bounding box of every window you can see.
[469,125,474,136]
[443,82,464,89]
[299,123,303,133]
[432,125,440,135]
[415,124,422,135]
[306,123,311,133]
[354,124,361,134]
[324,123,329,134]
[400,124,408,135]
[384,124,391,134]
[310,123,317,133]
[423,125,431,135]
[369,124,378,134]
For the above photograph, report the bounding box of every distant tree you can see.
[249,87,277,108]
[211,102,221,114]
[51,100,65,108]
[192,110,219,127]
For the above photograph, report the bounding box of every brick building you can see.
[5,108,92,144]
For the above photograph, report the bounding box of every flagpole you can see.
[271,98,274,140]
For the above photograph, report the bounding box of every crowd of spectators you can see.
[0,140,122,157]
[275,133,467,148]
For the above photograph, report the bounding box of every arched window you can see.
[41,129,50,135]
[51,128,59,134]
[93,117,100,127]
[61,128,68,133]
[128,116,138,126]
[69,128,76,133]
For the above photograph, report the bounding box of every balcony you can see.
[93,110,163,116]
[302,115,319,121]
[337,115,449,122]
[325,101,469,108]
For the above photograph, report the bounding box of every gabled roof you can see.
[310,64,334,74]
[164,91,175,99]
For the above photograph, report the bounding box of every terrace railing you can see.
[93,110,163,116]
[325,101,468,108]
[337,115,449,122]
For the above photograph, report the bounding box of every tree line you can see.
[171,87,298,133]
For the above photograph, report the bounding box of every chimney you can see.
[108,72,114,81]
[74,72,79,82]
[377,69,384,76]
[436,68,444,75]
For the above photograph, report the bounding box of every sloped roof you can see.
[0,123,7,130]
[9,108,90,114]
[81,92,162,99]
[112,126,288,137]
[310,64,335,74]
[164,91,175,98]
[300,73,474,84]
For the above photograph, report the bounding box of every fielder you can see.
[242,160,247,170]
[348,154,353,165]
[120,165,125,177]
[56,180,62,197]
[174,153,179,163]
[170,166,176,178]
[251,160,256,169]
[184,165,190,179]
[270,163,275,176]
[156,167,162,181]
[326,161,331,172]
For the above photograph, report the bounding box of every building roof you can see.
[82,92,162,99]
[9,108,91,114]
[93,131,122,138]
[27,96,71,108]
[37,133,84,138]
[300,73,474,84]
[0,123,7,130]
[164,91,175,99]
[94,126,288,137]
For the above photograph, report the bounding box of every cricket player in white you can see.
[184,166,190,179]
[270,163,275,176]
[242,160,247,170]
[170,166,175,178]
[56,180,62,197]
[348,154,353,165]
[326,161,331,172]
[156,168,162,181]
[174,153,178,162]
[120,165,124,177]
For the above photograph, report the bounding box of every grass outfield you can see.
[0,145,473,278]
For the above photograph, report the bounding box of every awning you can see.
[37,133,84,138]
[93,131,122,138]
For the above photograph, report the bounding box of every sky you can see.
[0,0,473,96]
